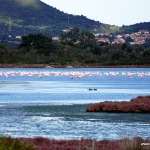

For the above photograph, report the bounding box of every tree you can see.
[60,27,80,45]
[19,33,55,55]
[143,48,150,64]
[80,30,96,48]
[0,44,10,55]
[125,36,134,44]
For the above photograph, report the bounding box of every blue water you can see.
[0,68,150,140]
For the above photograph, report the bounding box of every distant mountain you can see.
[0,0,103,36]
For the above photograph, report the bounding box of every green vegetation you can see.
[0,137,35,150]
[0,28,150,66]
[122,22,150,34]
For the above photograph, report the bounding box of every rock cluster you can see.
[86,96,150,113]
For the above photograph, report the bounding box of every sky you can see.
[41,0,150,26]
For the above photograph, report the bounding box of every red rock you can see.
[86,96,150,113]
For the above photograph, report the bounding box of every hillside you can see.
[94,22,150,35]
[0,0,102,36]
[121,22,150,34]
[0,0,149,39]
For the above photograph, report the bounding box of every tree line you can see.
[0,27,150,66]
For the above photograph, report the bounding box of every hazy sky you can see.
[41,0,150,26]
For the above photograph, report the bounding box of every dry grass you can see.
[121,137,150,150]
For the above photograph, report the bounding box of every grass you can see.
[0,137,35,150]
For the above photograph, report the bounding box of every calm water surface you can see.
[0,68,150,140]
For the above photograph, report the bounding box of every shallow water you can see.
[0,68,150,140]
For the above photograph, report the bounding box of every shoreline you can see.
[0,64,150,68]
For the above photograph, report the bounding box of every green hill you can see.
[94,22,150,35]
[121,22,150,34]
[0,0,103,36]
[0,0,149,37]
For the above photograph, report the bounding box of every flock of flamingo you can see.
[0,70,150,79]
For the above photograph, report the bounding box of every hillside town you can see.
[95,30,150,45]
[52,29,150,46]
[0,29,150,46]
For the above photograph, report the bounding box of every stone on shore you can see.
[45,65,53,68]
[86,96,150,113]
[66,65,74,68]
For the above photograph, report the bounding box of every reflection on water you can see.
[0,68,150,140]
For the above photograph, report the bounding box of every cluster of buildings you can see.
[127,30,150,45]
[1,28,150,46]
[95,30,150,45]
[52,29,150,46]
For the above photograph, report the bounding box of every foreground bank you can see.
[0,136,150,150]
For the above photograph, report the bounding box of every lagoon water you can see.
[0,68,150,140]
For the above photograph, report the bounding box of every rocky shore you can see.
[86,96,150,113]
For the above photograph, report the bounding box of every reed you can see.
[121,137,150,150]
